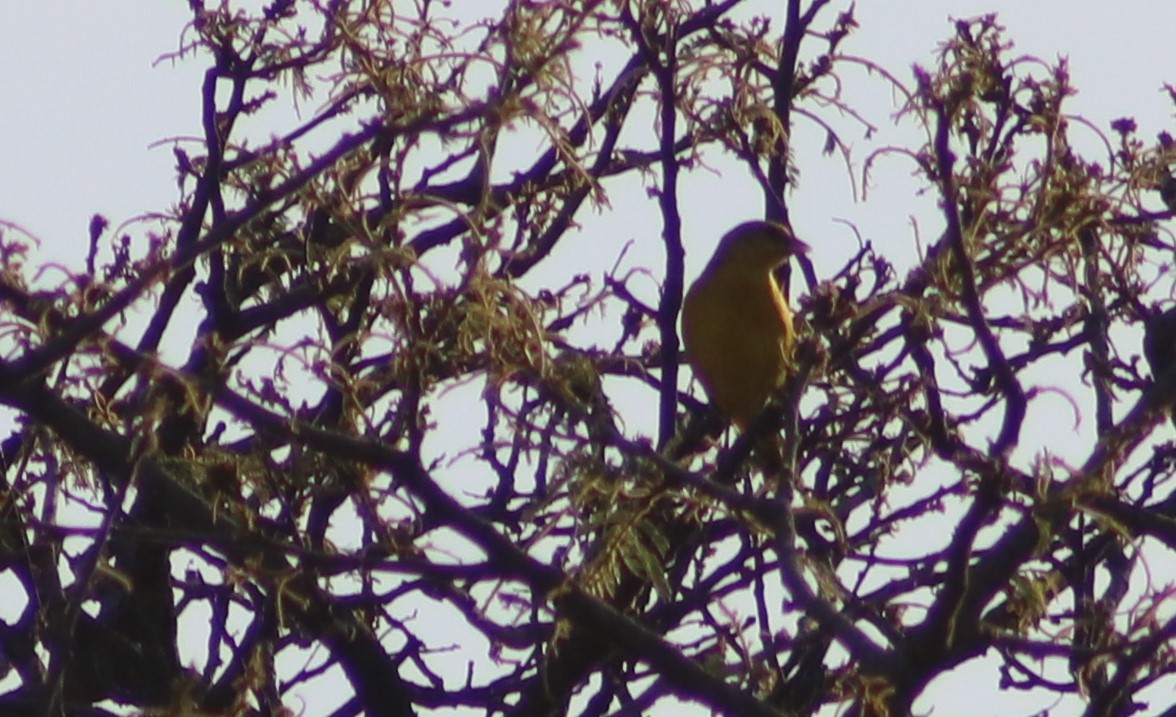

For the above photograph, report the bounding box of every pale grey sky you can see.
[3,2,1174,268]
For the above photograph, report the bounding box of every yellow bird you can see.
[681,221,810,429]
[1144,304,1176,425]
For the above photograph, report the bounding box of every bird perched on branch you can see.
[681,221,810,429]
[1144,304,1176,425]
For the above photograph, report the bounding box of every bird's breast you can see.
[682,271,795,426]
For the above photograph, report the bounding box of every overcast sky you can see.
[2,2,1174,266]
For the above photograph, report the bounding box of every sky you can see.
[3,2,1175,269]
[3,1,1176,715]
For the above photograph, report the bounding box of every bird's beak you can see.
[790,237,811,255]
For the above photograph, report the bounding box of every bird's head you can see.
[1144,303,1176,356]
[708,221,810,272]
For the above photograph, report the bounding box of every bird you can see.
[681,221,810,429]
[1144,304,1176,424]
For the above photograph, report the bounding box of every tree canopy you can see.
[2,1,1176,716]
